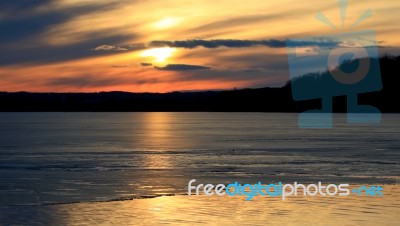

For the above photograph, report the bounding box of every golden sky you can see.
[0,0,399,92]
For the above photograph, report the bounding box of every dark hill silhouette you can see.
[0,55,399,112]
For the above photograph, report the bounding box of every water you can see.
[0,112,399,205]
[0,113,399,225]
[2,188,399,226]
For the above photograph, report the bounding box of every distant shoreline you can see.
[1,56,398,112]
[0,86,398,112]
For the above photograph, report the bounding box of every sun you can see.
[141,47,176,63]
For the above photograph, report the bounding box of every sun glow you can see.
[141,47,176,63]
[153,17,180,29]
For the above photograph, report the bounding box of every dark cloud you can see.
[141,62,153,66]
[0,32,134,65]
[149,39,339,49]
[45,76,127,88]
[155,64,211,71]
[128,43,147,50]
[0,1,120,44]
[150,39,283,48]
[0,1,135,65]
[0,1,52,20]
[94,37,386,55]
[165,67,285,88]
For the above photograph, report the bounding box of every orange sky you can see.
[0,0,399,92]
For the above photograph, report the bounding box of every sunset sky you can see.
[1,0,399,92]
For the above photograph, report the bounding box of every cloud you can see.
[44,75,127,88]
[92,45,128,51]
[0,33,134,65]
[149,39,339,49]
[149,39,283,48]
[93,43,147,52]
[164,67,285,88]
[0,1,53,22]
[190,14,279,32]
[141,62,153,66]
[0,1,135,65]
[0,1,121,44]
[93,39,291,52]
[129,43,147,50]
[155,64,211,71]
